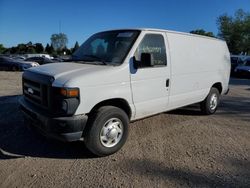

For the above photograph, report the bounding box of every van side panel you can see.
[166,32,230,109]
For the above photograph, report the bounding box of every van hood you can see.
[28,62,122,87]
[29,62,104,77]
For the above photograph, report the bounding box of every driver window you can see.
[135,34,167,66]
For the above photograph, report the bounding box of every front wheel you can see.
[84,106,129,156]
[200,87,220,115]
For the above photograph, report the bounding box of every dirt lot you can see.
[0,71,249,188]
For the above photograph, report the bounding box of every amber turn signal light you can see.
[60,88,79,97]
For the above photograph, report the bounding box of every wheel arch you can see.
[88,98,132,120]
[211,82,222,94]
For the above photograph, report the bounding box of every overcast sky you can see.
[0,0,249,48]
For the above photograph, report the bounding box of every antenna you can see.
[59,20,61,33]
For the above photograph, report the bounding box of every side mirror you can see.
[132,53,154,69]
[140,53,154,67]
[133,57,139,69]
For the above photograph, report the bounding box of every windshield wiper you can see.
[82,55,107,65]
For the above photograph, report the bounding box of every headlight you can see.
[55,87,80,115]
[61,100,68,112]
[59,98,80,115]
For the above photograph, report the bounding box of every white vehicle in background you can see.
[24,53,53,59]
[19,28,230,156]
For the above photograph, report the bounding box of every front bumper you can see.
[19,97,88,142]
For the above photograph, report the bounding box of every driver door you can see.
[130,32,170,119]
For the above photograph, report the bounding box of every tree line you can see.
[0,35,80,56]
[0,9,249,55]
[190,9,250,54]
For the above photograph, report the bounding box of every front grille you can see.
[23,78,49,108]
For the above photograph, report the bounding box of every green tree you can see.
[35,43,44,53]
[27,47,36,54]
[16,43,27,54]
[72,41,80,53]
[190,29,215,37]
[27,41,33,46]
[10,47,17,54]
[45,43,54,54]
[50,33,68,51]
[0,44,6,54]
[217,9,250,54]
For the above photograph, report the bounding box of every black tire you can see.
[84,106,129,156]
[200,87,220,115]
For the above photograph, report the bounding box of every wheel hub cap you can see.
[108,126,118,139]
[100,118,123,148]
[210,94,218,110]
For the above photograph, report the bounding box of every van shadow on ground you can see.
[167,104,202,116]
[217,95,250,122]
[121,158,250,187]
[0,95,95,160]
[168,95,250,122]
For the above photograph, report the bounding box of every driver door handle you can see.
[166,79,170,87]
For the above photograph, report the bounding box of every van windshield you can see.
[72,30,140,66]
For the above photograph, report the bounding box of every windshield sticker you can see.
[117,32,134,38]
[139,46,162,53]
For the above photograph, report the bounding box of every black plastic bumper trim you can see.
[19,97,88,142]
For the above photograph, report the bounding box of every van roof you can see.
[105,28,224,42]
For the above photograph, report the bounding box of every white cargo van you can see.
[19,29,230,156]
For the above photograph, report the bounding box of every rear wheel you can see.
[84,106,129,156]
[200,87,220,115]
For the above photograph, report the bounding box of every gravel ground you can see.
[0,71,249,188]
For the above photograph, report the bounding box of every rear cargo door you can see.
[130,31,170,119]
